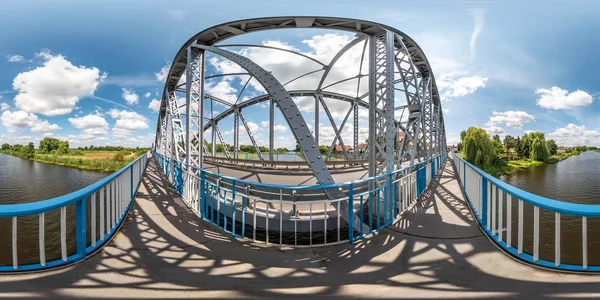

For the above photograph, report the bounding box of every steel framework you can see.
[154,16,447,227]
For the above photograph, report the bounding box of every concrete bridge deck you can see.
[2,159,600,299]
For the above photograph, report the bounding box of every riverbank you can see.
[457,151,581,177]
[0,150,141,172]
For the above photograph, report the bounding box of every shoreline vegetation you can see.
[1,138,150,172]
[456,127,597,177]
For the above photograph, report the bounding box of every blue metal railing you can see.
[0,152,149,272]
[154,151,447,246]
[452,153,600,272]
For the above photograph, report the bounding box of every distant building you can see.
[334,144,354,154]
[557,146,572,154]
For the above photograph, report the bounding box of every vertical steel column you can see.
[367,34,377,178]
[211,107,216,157]
[186,46,204,170]
[314,95,319,147]
[269,98,274,162]
[233,108,239,160]
[383,30,396,173]
[185,47,193,167]
[353,101,358,160]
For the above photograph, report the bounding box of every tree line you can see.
[459,127,562,168]
[1,137,151,160]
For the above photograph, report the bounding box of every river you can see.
[499,151,600,265]
[0,153,108,266]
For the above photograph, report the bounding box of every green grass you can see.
[33,154,136,172]
[457,151,580,177]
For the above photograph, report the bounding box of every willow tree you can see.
[531,137,549,161]
[463,127,496,167]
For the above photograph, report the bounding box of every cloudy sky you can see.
[1,0,599,149]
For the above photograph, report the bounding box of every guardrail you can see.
[154,151,447,247]
[204,156,367,170]
[0,152,149,272]
[452,152,600,272]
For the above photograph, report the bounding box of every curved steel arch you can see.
[154,16,447,233]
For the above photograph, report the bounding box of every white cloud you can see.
[144,92,151,98]
[469,9,486,63]
[12,50,105,116]
[246,121,259,133]
[437,73,488,101]
[261,121,269,128]
[7,55,24,62]
[155,65,169,81]
[442,107,449,114]
[273,124,288,133]
[487,110,535,130]
[68,114,109,135]
[107,109,149,132]
[535,86,593,110]
[121,88,139,105]
[205,79,238,105]
[148,99,161,113]
[209,33,365,117]
[0,102,9,111]
[1,110,61,133]
[482,125,506,138]
[548,124,600,147]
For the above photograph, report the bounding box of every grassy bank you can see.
[0,150,143,172]
[459,151,581,177]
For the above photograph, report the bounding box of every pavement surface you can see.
[2,158,600,299]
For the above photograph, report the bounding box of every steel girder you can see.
[368,31,396,178]
[185,47,204,169]
[152,16,448,235]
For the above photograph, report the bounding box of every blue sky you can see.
[1,0,600,148]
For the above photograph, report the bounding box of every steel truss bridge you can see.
[3,19,600,291]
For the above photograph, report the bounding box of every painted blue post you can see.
[348,183,354,243]
[200,171,205,218]
[389,173,395,220]
[481,177,488,227]
[369,191,373,232]
[359,194,364,237]
[130,165,134,199]
[241,193,246,238]
[223,190,228,232]
[75,198,86,259]
[463,160,467,189]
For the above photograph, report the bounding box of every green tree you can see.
[503,135,515,160]
[1,143,10,151]
[39,137,61,153]
[58,141,69,155]
[462,127,496,167]
[460,130,467,142]
[518,134,531,158]
[546,139,558,155]
[531,137,549,161]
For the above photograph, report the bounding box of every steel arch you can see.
[153,16,447,233]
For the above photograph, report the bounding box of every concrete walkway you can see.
[2,158,600,299]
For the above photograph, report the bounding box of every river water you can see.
[2,151,600,267]
[499,151,600,265]
[0,153,108,266]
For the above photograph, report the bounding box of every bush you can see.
[113,150,128,162]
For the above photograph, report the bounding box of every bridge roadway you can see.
[2,158,600,299]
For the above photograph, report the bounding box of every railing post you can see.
[481,177,488,227]
[76,197,87,259]
[200,170,206,218]
[348,183,354,243]
[130,164,134,199]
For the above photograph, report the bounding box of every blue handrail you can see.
[0,156,145,217]
[457,156,600,217]
[0,152,149,272]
